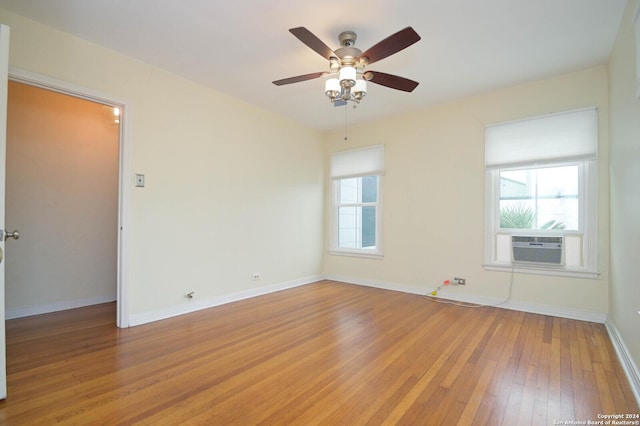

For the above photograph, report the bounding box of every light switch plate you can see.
[135,174,145,187]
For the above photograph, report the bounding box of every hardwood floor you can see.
[0,280,637,425]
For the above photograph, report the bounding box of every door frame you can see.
[1,23,10,399]
[8,67,130,327]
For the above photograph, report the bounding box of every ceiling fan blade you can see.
[289,27,337,60]
[359,27,421,65]
[365,71,419,92]
[272,72,327,86]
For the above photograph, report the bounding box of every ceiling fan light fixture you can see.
[325,78,341,99]
[339,66,356,87]
[353,79,367,101]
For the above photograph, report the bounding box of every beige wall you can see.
[324,66,610,316]
[5,81,119,316]
[608,0,640,381]
[0,10,325,320]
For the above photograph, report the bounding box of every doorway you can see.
[4,78,125,324]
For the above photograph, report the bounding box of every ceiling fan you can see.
[273,26,421,106]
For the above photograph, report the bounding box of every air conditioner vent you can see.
[512,236,563,265]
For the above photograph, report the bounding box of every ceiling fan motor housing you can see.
[336,31,364,67]
[338,31,357,47]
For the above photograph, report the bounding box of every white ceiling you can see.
[0,0,627,131]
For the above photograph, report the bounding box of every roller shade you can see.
[485,108,597,168]
[330,144,384,179]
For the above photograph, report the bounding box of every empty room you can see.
[0,0,638,424]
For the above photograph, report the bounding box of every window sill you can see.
[328,249,384,260]
[483,263,600,279]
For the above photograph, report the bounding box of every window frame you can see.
[330,174,383,259]
[485,160,598,277]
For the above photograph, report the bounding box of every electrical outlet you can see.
[184,290,194,300]
[252,273,260,281]
[453,277,466,285]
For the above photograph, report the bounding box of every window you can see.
[484,108,598,276]
[337,176,378,249]
[330,145,384,257]
[499,165,579,231]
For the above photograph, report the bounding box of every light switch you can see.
[135,174,145,187]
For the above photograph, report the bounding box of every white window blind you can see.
[330,145,384,179]
[485,108,597,168]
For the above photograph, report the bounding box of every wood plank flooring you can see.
[0,280,637,425]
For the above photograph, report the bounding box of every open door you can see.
[0,24,11,399]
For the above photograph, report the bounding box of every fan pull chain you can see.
[344,104,348,141]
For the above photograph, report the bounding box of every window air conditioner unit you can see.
[511,236,563,265]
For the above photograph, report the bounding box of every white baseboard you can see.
[128,275,323,327]
[605,319,640,407]
[5,294,117,320]
[326,274,607,323]
[498,300,607,323]
[325,274,428,296]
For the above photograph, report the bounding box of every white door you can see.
[0,24,11,399]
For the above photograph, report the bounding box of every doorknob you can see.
[2,229,19,241]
